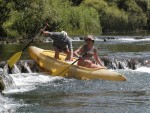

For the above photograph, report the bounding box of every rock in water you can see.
[0,76,4,91]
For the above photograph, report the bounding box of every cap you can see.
[85,35,94,43]
[61,31,68,37]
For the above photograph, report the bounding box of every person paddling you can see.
[41,30,73,61]
[74,35,105,68]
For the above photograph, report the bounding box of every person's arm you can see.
[93,49,105,67]
[73,46,83,58]
[42,31,52,37]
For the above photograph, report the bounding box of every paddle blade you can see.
[51,65,69,76]
[7,51,22,68]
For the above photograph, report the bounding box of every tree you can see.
[0,0,12,36]
[69,0,83,6]
[124,0,147,30]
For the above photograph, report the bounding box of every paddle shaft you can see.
[55,52,88,76]
[22,25,47,52]
[7,24,48,68]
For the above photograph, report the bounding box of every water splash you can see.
[0,94,16,113]
[0,66,16,90]
[3,73,62,94]
[135,67,150,73]
[11,64,21,74]
[23,62,32,73]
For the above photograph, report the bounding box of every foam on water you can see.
[112,37,150,42]
[3,73,62,94]
[0,73,63,112]
[135,67,150,73]
[0,92,30,113]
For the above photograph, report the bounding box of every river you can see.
[0,36,150,113]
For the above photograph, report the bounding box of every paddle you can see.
[52,52,88,76]
[7,24,48,68]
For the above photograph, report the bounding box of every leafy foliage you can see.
[0,0,149,38]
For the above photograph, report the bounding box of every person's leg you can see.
[63,49,72,61]
[90,63,102,68]
[78,59,103,68]
[53,46,60,59]
[78,60,92,68]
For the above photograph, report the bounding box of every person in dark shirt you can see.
[41,30,73,61]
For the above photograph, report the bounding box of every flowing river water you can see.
[0,36,150,113]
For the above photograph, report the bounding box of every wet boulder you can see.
[0,76,4,91]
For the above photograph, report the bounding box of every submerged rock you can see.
[0,76,4,91]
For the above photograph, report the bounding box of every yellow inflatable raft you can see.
[28,46,127,81]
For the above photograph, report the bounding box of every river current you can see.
[0,36,150,113]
